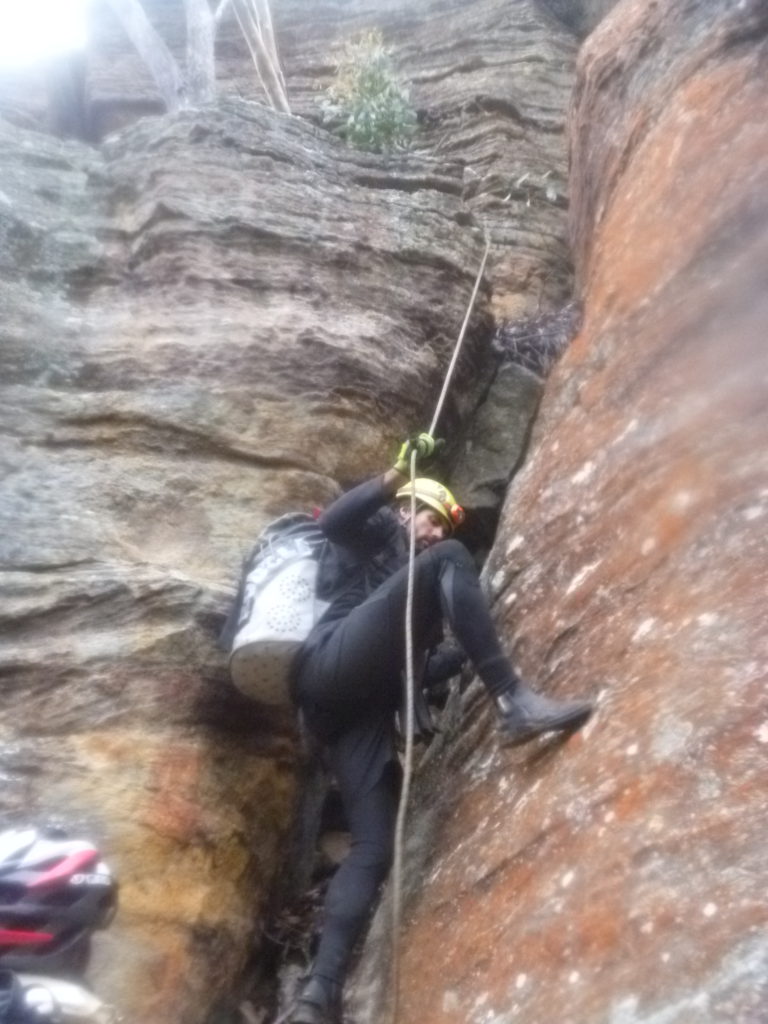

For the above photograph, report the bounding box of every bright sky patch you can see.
[0,0,89,69]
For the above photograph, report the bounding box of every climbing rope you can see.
[427,237,491,438]
[389,234,490,1023]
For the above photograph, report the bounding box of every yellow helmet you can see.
[395,478,465,533]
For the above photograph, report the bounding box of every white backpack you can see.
[225,513,330,706]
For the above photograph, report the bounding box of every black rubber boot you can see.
[289,976,342,1024]
[496,685,593,746]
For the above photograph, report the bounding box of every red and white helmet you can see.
[0,828,117,972]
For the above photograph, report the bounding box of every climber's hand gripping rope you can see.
[392,432,442,475]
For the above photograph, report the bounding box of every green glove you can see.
[393,432,441,474]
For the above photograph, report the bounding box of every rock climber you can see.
[288,433,593,1024]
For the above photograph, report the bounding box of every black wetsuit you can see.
[291,475,517,987]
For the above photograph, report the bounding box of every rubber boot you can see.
[289,975,342,1024]
[496,685,593,746]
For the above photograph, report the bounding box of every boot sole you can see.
[499,707,592,748]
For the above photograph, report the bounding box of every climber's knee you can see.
[421,537,473,568]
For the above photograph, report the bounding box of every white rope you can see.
[389,447,417,1024]
[389,235,491,1023]
[429,236,491,436]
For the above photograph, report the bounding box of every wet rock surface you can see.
[348,1,768,1022]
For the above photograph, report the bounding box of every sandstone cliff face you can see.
[1,15,577,1021]
[0,97,492,1021]
[2,0,765,1022]
[2,0,581,314]
[352,1,768,1022]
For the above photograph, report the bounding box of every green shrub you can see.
[320,30,417,153]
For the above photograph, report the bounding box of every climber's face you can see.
[403,507,448,550]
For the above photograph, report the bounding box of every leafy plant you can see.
[320,30,417,153]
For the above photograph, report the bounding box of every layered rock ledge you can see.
[0,97,490,1021]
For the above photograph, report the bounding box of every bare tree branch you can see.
[106,0,289,117]
[106,0,185,112]
[184,0,216,104]
[214,0,233,24]
[252,0,286,94]
[232,0,290,113]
